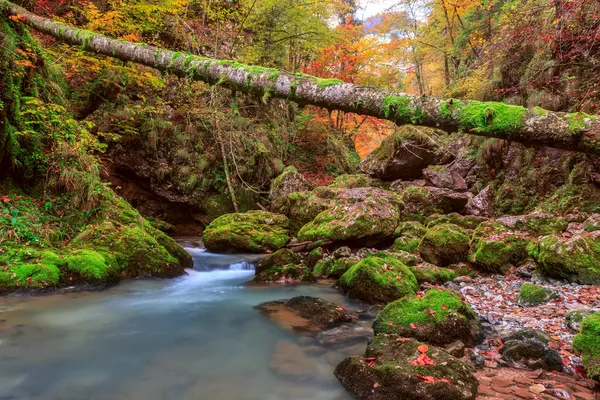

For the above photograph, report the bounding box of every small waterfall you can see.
[183,246,256,271]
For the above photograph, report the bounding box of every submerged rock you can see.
[419,223,470,267]
[256,296,356,332]
[203,210,290,253]
[373,288,483,347]
[500,329,563,371]
[527,231,600,284]
[359,125,450,181]
[334,336,478,400]
[337,255,418,304]
[572,312,600,380]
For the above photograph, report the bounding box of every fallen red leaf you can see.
[428,309,436,315]
[417,344,429,353]
[410,323,417,329]
[415,374,450,384]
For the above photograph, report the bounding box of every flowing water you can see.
[0,245,367,400]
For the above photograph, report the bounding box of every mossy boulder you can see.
[334,336,478,400]
[329,174,381,189]
[419,224,470,267]
[359,125,449,181]
[391,221,428,253]
[373,289,482,346]
[255,248,299,275]
[572,312,600,380]
[337,256,418,304]
[0,248,62,289]
[468,222,530,273]
[203,210,290,253]
[285,187,338,234]
[527,231,600,284]
[307,247,323,269]
[583,214,600,232]
[297,188,403,245]
[400,187,469,222]
[253,263,316,283]
[425,213,487,231]
[500,329,563,371]
[269,166,314,214]
[517,283,556,306]
[566,309,595,333]
[64,249,117,282]
[314,256,360,279]
[496,213,568,236]
[409,263,458,285]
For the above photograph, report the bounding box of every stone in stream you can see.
[202,210,291,253]
[334,335,479,400]
[372,288,483,347]
[255,296,357,332]
[269,340,317,378]
[500,329,563,372]
[254,249,298,275]
[337,255,418,304]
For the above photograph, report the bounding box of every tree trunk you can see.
[1,0,600,155]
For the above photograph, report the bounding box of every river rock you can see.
[373,288,483,347]
[270,166,315,214]
[255,296,356,332]
[269,340,317,378]
[203,210,290,253]
[334,336,478,400]
[359,125,450,181]
[255,248,299,275]
[565,308,595,333]
[419,223,470,267]
[500,329,563,371]
[468,221,530,273]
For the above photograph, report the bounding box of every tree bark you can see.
[1,0,600,155]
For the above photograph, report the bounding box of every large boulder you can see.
[468,222,530,273]
[527,231,600,284]
[255,248,299,275]
[373,289,483,347]
[285,187,338,234]
[297,188,403,245]
[335,336,478,400]
[329,174,382,189]
[359,125,449,181]
[423,166,468,192]
[425,213,487,231]
[203,211,290,253]
[337,255,418,304]
[409,263,458,285]
[572,312,600,380]
[496,213,568,236]
[419,224,470,267]
[399,186,469,222]
[269,166,314,213]
[465,185,494,217]
[500,329,563,371]
[391,221,428,254]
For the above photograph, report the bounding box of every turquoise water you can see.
[0,247,366,400]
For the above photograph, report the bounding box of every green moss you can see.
[373,288,482,346]
[518,283,554,305]
[468,222,530,273]
[459,101,525,135]
[382,95,425,124]
[65,249,114,281]
[314,78,344,88]
[419,223,469,266]
[572,312,600,380]
[203,211,290,253]
[439,98,465,119]
[566,112,597,133]
[409,263,458,285]
[533,106,548,117]
[426,214,485,230]
[337,256,417,304]
[253,263,315,283]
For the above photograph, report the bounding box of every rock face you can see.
[500,329,563,371]
[337,255,418,304]
[255,296,356,331]
[468,222,530,273]
[297,188,403,245]
[527,231,600,284]
[419,224,470,267]
[359,125,449,181]
[423,166,468,191]
[399,186,470,222]
[572,312,600,380]
[203,210,290,253]
[269,166,314,213]
[334,336,478,400]
[373,289,483,347]
[465,185,494,217]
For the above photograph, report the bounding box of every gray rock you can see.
[500,329,563,371]
[465,185,494,217]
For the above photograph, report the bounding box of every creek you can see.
[0,243,365,400]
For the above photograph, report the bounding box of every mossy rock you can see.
[419,224,470,267]
[153,227,193,269]
[391,221,428,253]
[409,263,458,285]
[425,213,487,230]
[517,284,556,306]
[255,248,299,275]
[527,232,600,284]
[468,222,530,273]
[373,289,483,346]
[329,174,382,189]
[0,247,62,289]
[64,249,117,283]
[334,336,478,400]
[496,213,568,236]
[572,312,600,380]
[307,247,323,269]
[566,309,594,333]
[337,256,418,304]
[253,264,316,283]
[500,329,563,371]
[400,187,469,222]
[583,214,600,232]
[269,166,314,214]
[285,188,338,234]
[203,210,290,253]
[297,188,403,245]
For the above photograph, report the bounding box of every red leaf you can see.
[428,309,436,315]
[410,323,417,329]
[415,374,451,384]
[441,304,447,310]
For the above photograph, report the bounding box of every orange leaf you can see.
[418,344,429,353]
[410,323,417,329]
